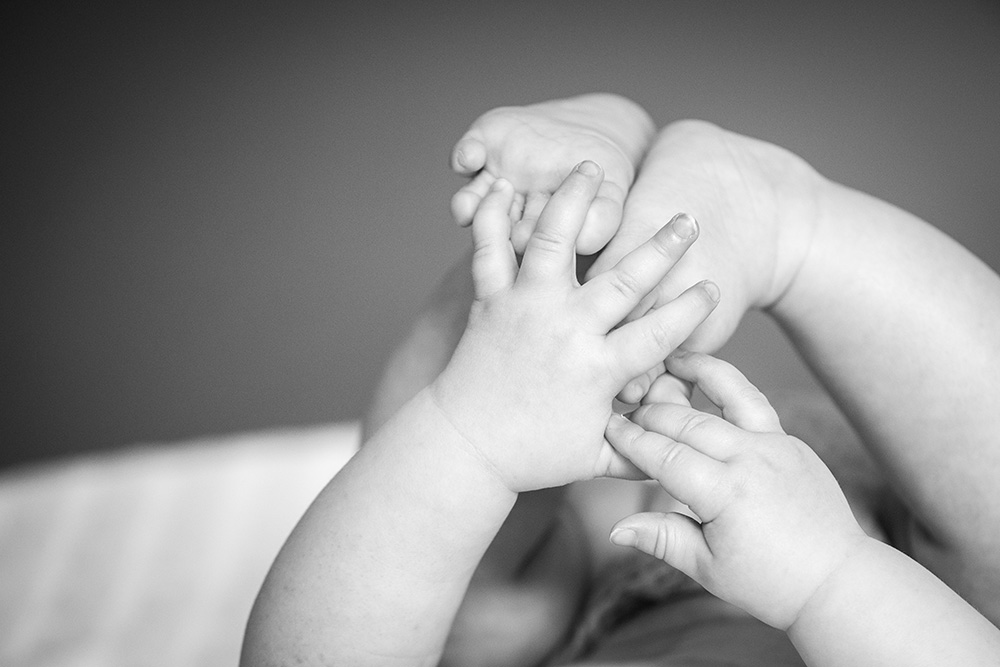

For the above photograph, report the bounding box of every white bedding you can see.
[0,423,361,667]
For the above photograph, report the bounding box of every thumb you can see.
[609,511,708,579]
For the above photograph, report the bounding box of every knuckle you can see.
[646,321,681,354]
[652,440,687,478]
[470,240,493,264]
[647,233,676,260]
[677,412,712,443]
[727,468,753,498]
[746,390,775,416]
[733,382,766,404]
[607,269,645,301]
[527,228,566,255]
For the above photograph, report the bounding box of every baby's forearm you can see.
[242,388,516,666]
[770,179,1000,618]
[789,538,1000,666]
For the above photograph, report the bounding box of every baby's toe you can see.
[451,134,487,175]
[510,193,549,253]
[644,371,692,406]
[510,219,535,255]
[577,180,627,255]
[509,191,525,223]
[617,378,648,406]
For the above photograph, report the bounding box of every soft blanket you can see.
[0,423,360,667]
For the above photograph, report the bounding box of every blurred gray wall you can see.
[4,2,999,468]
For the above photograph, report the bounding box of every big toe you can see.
[451,135,487,175]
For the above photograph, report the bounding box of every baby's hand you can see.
[450,94,655,256]
[605,350,868,630]
[431,162,719,493]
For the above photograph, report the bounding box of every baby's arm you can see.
[769,178,1000,621]
[606,351,1000,666]
[450,93,655,255]
[595,121,1000,623]
[241,165,719,666]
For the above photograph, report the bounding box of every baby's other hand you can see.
[605,351,868,630]
[432,163,719,493]
[450,94,654,255]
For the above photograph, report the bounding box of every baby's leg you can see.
[363,256,472,435]
[364,252,588,666]
[587,120,821,357]
[450,93,655,255]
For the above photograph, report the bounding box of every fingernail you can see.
[701,280,720,302]
[610,528,637,547]
[672,213,698,240]
[577,160,601,176]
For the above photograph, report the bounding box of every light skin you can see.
[450,93,655,255]
[362,95,666,665]
[606,350,1000,665]
[362,94,1000,663]
[241,164,720,666]
[615,119,1000,621]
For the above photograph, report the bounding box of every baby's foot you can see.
[589,120,823,354]
[450,93,654,255]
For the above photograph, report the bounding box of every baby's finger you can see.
[451,170,496,227]
[517,161,603,285]
[605,413,726,514]
[450,134,487,176]
[609,511,708,583]
[666,351,783,433]
[622,288,663,325]
[628,402,746,461]
[577,179,627,256]
[594,438,650,481]
[608,280,718,381]
[510,192,549,255]
[642,372,693,407]
[470,179,517,298]
[617,362,666,405]
[582,213,699,332]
